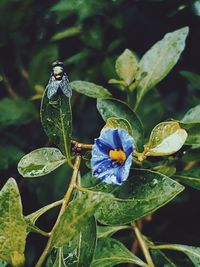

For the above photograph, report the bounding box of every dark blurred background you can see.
[1,0,200,266]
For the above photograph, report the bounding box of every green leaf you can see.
[151,244,200,266]
[97,98,144,150]
[41,89,72,166]
[18,147,66,178]
[181,105,200,145]
[0,98,37,130]
[0,178,26,267]
[180,70,200,89]
[51,26,81,41]
[70,81,111,98]
[97,225,130,238]
[29,45,58,86]
[51,192,112,248]
[153,165,176,177]
[104,117,133,136]
[61,217,97,267]
[52,248,67,267]
[181,104,200,124]
[136,27,189,107]
[115,49,138,86]
[0,261,7,267]
[91,237,146,267]
[94,169,184,225]
[174,168,200,190]
[147,121,187,156]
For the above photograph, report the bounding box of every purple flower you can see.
[91,128,135,185]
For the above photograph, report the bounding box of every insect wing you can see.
[59,74,72,98]
[46,75,60,100]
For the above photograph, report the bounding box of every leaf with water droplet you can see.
[41,89,72,166]
[136,27,189,108]
[91,237,146,267]
[147,121,187,156]
[103,117,133,137]
[70,81,112,98]
[97,98,144,150]
[18,147,66,178]
[92,168,184,225]
[0,178,27,267]
[50,191,113,248]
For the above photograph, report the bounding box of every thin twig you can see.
[132,222,155,267]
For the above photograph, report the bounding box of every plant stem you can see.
[35,155,81,267]
[132,222,155,267]
[26,199,63,224]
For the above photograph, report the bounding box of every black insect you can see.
[46,61,72,103]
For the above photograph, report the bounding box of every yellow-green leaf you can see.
[0,178,26,267]
[115,49,138,86]
[147,121,188,156]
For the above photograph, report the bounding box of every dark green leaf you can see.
[180,70,200,89]
[0,145,24,170]
[151,249,176,267]
[70,81,111,98]
[94,169,184,225]
[0,178,26,267]
[0,98,37,130]
[41,89,72,166]
[29,45,58,86]
[91,237,146,267]
[18,147,66,178]
[97,98,144,150]
[136,27,189,107]
[152,244,200,266]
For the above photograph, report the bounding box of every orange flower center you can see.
[109,149,126,164]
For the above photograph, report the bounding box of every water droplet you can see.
[150,178,158,188]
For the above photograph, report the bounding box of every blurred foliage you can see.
[1,0,200,266]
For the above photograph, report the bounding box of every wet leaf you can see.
[115,49,138,86]
[147,121,187,156]
[94,169,184,225]
[91,237,146,267]
[97,98,144,150]
[41,89,72,166]
[136,27,189,107]
[104,117,133,136]
[51,192,112,248]
[70,81,111,98]
[18,147,66,178]
[0,178,26,267]
[61,217,97,267]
